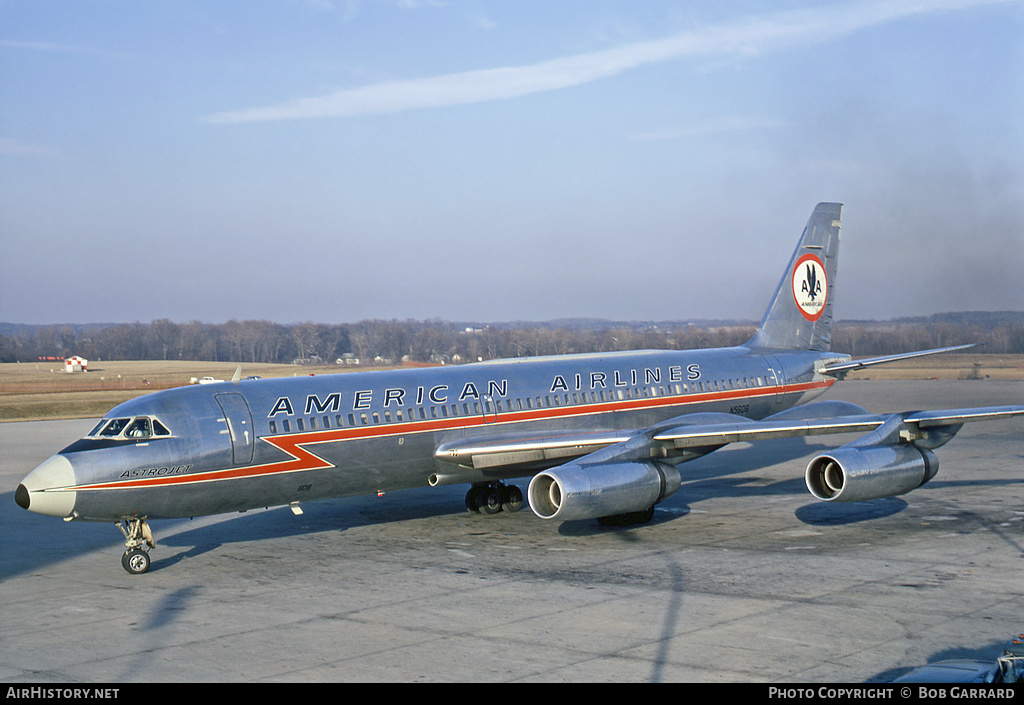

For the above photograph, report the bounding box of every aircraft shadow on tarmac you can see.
[0,482,471,578]
[869,638,1015,683]
[144,484,474,572]
[6,436,1019,576]
[0,436,898,576]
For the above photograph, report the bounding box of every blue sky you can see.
[2,0,1021,325]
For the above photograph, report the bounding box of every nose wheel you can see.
[121,548,151,574]
[116,518,155,574]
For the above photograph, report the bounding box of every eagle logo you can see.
[792,253,827,321]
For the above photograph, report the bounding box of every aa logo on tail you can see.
[792,253,827,321]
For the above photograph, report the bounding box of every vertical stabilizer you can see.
[747,202,842,351]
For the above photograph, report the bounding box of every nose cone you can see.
[17,454,77,518]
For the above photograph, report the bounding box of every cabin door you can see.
[215,392,255,466]
[764,355,786,406]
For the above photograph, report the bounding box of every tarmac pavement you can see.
[1,380,1021,683]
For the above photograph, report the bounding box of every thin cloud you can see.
[0,138,59,157]
[630,116,790,142]
[0,39,137,59]
[202,0,1010,124]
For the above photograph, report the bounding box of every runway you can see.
[1,380,1021,683]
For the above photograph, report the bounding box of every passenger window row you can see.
[264,374,771,435]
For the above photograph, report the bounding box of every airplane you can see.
[15,202,1023,575]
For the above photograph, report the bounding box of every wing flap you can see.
[435,430,634,471]
[906,405,1024,428]
[653,415,885,448]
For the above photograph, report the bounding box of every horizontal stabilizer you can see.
[820,344,977,377]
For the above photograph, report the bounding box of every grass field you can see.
[0,360,371,422]
[1,354,1021,423]
[841,353,1024,381]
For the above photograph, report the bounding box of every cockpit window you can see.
[99,418,131,437]
[89,416,172,439]
[125,418,151,438]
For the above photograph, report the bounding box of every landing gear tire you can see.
[121,548,151,575]
[466,482,522,515]
[116,517,155,575]
[501,484,523,513]
[479,488,502,514]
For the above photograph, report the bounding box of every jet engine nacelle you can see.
[805,444,939,503]
[528,460,681,521]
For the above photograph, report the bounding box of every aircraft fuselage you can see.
[23,345,844,522]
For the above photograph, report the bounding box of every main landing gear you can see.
[116,517,155,575]
[465,481,523,515]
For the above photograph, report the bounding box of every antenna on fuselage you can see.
[231,365,243,384]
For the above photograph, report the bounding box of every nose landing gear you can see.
[116,517,155,574]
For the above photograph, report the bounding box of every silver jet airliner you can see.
[16,203,1023,574]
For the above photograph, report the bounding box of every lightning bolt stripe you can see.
[66,378,833,493]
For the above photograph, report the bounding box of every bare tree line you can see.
[1,313,1022,366]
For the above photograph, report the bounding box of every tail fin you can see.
[747,202,842,351]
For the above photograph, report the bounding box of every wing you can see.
[433,428,635,480]
[433,401,1024,521]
